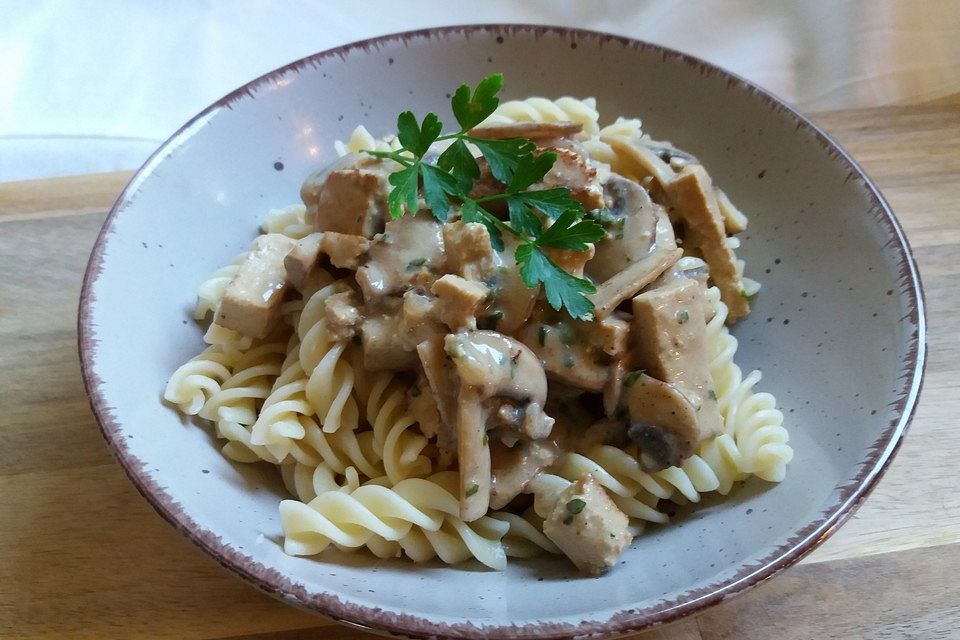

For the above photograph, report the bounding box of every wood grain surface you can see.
[1,99,957,639]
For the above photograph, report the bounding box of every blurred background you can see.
[2,0,958,182]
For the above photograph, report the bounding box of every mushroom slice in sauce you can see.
[468,121,584,141]
[588,210,682,318]
[489,439,559,510]
[443,331,553,521]
[586,174,659,284]
[355,212,447,301]
[630,276,722,440]
[482,234,540,334]
[664,164,750,321]
[416,336,459,468]
[623,373,702,471]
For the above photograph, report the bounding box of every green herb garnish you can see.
[566,498,586,514]
[623,370,644,387]
[537,325,548,346]
[406,256,427,270]
[677,309,689,324]
[708,389,718,401]
[364,74,604,320]
[465,483,480,497]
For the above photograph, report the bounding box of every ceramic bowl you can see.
[79,25,925,639]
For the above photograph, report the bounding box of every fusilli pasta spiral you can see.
[163,346,240,415]
[297,282,360,434]
[260,204,313,239]
[482,96,600,135]
[279,471,508,569]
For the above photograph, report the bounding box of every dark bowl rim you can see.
[78,23,927,640]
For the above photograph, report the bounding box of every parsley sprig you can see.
[364,74,604,320]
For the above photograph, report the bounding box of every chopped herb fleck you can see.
[566,498,586,514]
[623,370,644,387]
[557,322,576,346]
[406,257,427,270]
[609,532,616,539]
[482,433,489,446]
[537,325,548,346]
[677,309,689,324]
[410,383,421,397]
[465,483,479,497]
[561,352,575,368]
[708,389,718,401]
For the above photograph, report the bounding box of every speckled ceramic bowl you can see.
[79,25,925,639]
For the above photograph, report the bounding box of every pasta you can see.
[166,88,793,575]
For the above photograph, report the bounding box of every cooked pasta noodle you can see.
[297,281,360,434]
[260,204,313,239]
[164,346,240,415]
[483,96,600,135]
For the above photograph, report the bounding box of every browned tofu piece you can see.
[323,290,362,342]
[586,312,630,358]
[319,232,370,270]
[666,165,749,321]
[430,274,488,331]
[442,221,495,281]
[215,234,295,338]
[534,147,605,211]
[631,277,722,439]
[541,474,632,575]
[543,244,595,279]
[284,232,323,291]
[307,168,390,238]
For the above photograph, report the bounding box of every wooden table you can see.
[2,98,958,640]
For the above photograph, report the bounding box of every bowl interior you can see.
[81,26,923,638]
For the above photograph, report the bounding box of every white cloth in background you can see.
[1,0,958,181]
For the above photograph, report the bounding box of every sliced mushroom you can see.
[416,336,459,467]
[482,234,540,334]
[623,373,702,471]
[489,438,559,510]
[355,212,447,302]
[588,210,682,318]
[443,331,554,521]
[585,174,659,283]
[468,121,583,141]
